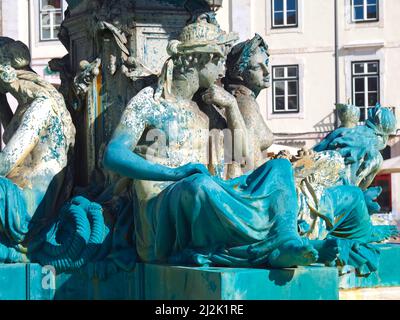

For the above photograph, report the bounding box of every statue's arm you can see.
[357,151,383,189]
[0,94,13,128]
[203,85,249,158]
[313,128,347,152]
[225,101,249,158]
[0,65,16,129]
[103,96,207,181]
[0,101,51,176]
[104,130,183,181]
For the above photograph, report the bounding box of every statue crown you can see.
[179,19,222,45]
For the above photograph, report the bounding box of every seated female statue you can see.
[0,37,75,261]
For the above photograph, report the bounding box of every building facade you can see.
[217,0,400,219]
[0,0,67,84]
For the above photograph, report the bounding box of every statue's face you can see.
[242,47,270,92]
[198,54,226,89]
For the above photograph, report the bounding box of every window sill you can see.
[347,20,383,29]
[267,112,304,120]
[267,27,302,35]
[352,19,379,23]
[271,24,298,29]
[342,40,385,50]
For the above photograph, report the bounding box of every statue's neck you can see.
[170,74,199,101]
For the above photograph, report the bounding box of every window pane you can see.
[54,26,60,37]
[42,27,52,40]
[354,63,364,74]
[274,0,284,11]
[41,0,61,9]
[274,12,284,25]
[368,77,378,91]
[367,62,378,73]
[287,66,297,77]
[368,93,378,106]
[275,81,285,96]
[287,11,297,25]
[354,0,364,5]
[367,0,377,5]
[274,67,285,78]
[288,96,298,110]
[354,78,365,92]
[359,107,367,121]
[287,0,296,11]
[354,6,364,20]
[55,12,63,25]
[275,97,285,111]
[367,5,377,19]
[288,81,297,95]
[355,93,365,106]
[41,13,51,26]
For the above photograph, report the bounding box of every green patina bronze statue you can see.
[223,35,399,274]
[0,37,75,262]
[103,16,324,268]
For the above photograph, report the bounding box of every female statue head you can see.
[225,34,270,96]
[156,15,238,100]
[0,37,31,69]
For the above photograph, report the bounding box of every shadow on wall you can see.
[313,111,335,133]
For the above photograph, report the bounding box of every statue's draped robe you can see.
[134,158,301,265]
[296,151,380,275]
[0,177,30,245]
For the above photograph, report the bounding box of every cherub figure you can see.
[0,37,75,261]
[314,104,396,189]
[336,103,360,128]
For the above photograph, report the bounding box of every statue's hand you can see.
[0,64,17,84]
[173,163,210,180]
[202,84,236,109]
[363,186,382,215]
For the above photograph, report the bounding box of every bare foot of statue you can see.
[168,249,212,266]
[266,239,319,268]
[310,238,340,266]
[369,225,399,242]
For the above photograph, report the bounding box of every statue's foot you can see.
[370,225,399,242]
[168,249,211,266]
[267,240,318,268]
[310,238,339,266]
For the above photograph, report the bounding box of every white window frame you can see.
[39,0,63,41]
[352,60,380,121]
[272,65,300,114]
[272,0,298,28]
[352,0,379,23]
